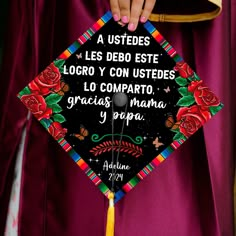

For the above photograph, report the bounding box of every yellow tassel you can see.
[106,192,115,236]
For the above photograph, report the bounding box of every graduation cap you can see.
[17,11,223,236]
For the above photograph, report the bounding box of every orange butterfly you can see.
[165,114,180,130]
[56,81,70,96]
[72,125,89,141]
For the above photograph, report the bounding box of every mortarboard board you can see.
[17,11,223,236]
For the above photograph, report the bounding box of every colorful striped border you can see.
[41,11,193,203]
[58,11,112,60]
[143,21,182,63]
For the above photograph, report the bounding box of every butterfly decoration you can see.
[56,81,70,96]
[165,114,180,130]
[152,137,164,149]
[49,81,69,96]
[163,86,170,93]
[71,125,89,141]
[76,53,83,60]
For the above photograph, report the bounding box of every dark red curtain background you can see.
[0,0,235,235]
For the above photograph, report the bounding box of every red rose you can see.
[188,80,220,107]
[174,62,194,78]
[177,105,211,137]
[21,94,52,120]
[29,63,61,95]
[48,122,67,140]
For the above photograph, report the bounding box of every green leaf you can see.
[54,59,65,69]
[178,87,190,96]
[177,95,195,107]
[49,103,63,113]
[175,76,188,86]
[173,132,185,141]
[193,72,201,81]
[40,119,51,129]
[53,114,66,123]
[209,104,224,116]
[59,67,64,73]
[18,86,31,97]
[45,94,63,105]
[170,128,180,133]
